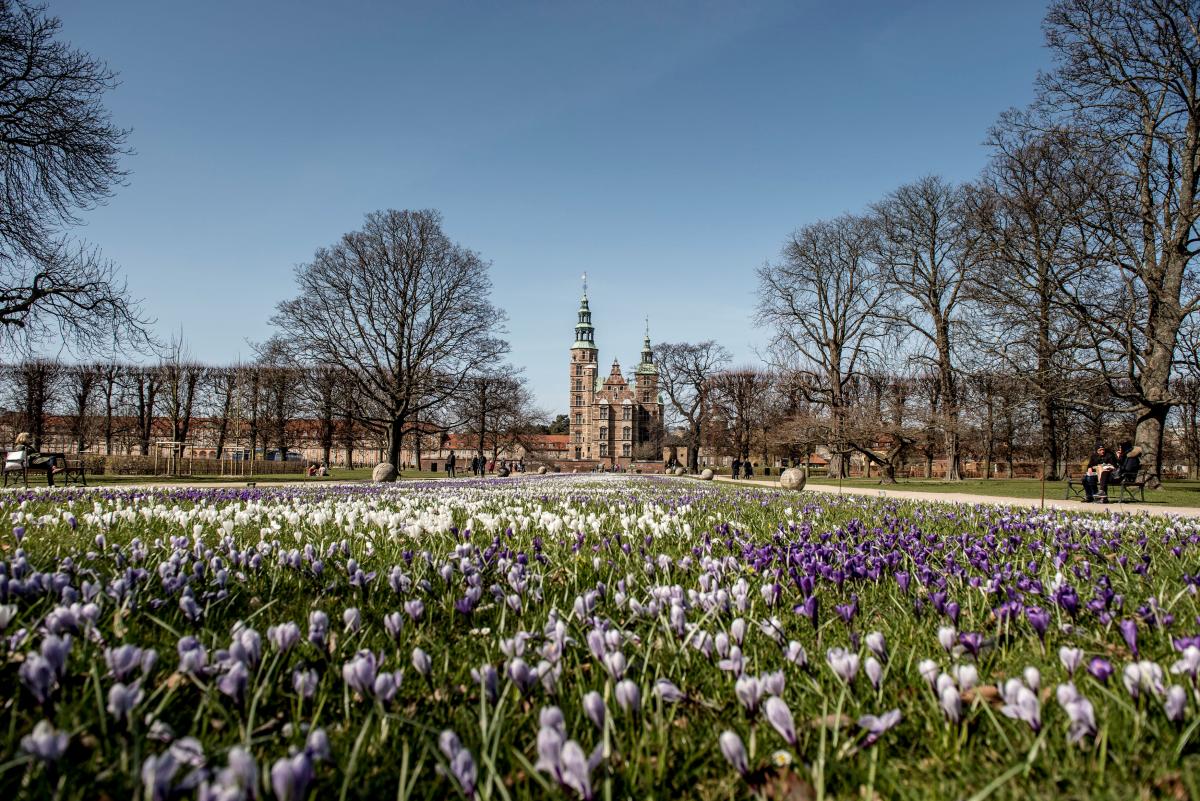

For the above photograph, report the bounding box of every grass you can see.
[1,477,1198,800]
[21,468,455,487]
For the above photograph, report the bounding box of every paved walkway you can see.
[714,476,1200,519]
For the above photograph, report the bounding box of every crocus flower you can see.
[20,720,68,762]
[268,622,301,653]
[270,753,314,801]
[1170,646,1200,680]
[918,659,940,688]
[865,632,888,662]
[411,647,431,677]
[1165,685,1188,722]
[438,730,477,799]
[106,679,144,722]
[654,679,684,704]
[615,680,641,714]
[1055,683,1096,743]
[865,657,883,690]
[307,611,329,649]
[857,709,901,746]
[764,696,797,746]
[784,641,808,667]
[1059,647,1084,676]
[343,607,362,633]
[826,647,859,683]
[1026,607,1050,640]
[1001,686,1041,732]
[939,684,962,723]
[293,668,319,699]
[734,675,762,714]
[583,690,606,730]
[384,613,404,643]
[218,661,249,703]
[1088,657,1113,684]
[718,730,748,776]
[1119,619,1139,656]
[937,626,957,653]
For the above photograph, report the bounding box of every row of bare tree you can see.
[732,0,1200,484]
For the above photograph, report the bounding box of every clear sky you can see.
[53,0,1051,414]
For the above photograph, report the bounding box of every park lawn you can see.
[802,475,1200,507]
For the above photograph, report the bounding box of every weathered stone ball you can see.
[372,462,397,483]
[700,468,714,481]
[498,467,510,477]
[779,467,807,490]
[674,467,686,476]
[537,466,548,474]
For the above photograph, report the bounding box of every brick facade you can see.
[567,290,664,468]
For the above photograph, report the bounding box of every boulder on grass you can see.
[537,466,548,475]
[779,467,807,491]
[674,467,687,476]
[372,462,398,483]
[700,468,714,481]
[498,467,510,477]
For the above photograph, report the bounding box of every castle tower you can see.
[634,322,663,456]
[569,276,597,461]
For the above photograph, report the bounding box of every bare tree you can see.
[64,362,100,452]
[966,122,1096,479]
[0,1,148,353]
[656,341,730,472]
[873,176,976,480]
[130,366,159,455]
[8,357,60,444]
[709,368,772,462]
[757,213,891,477]
[158,336,205,458]
[1035,0,1200,481]
[272,209,508,468]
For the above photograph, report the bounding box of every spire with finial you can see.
[637,316,656,374]
[572,273,596,350]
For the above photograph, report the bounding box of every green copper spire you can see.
[636,317,657,374]
[572,272,597,350]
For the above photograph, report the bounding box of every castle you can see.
[568,282,664,467]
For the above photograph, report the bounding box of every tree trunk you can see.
[1038,396,1060,481]
[387,417,403,467]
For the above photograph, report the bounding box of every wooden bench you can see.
[1065,470,1147,503]
[1065,473,1088,501]
[61,459,87,487]
[2,450,65,488]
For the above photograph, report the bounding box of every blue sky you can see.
[54,0,1051,413]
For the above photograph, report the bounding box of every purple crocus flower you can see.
[217,661,249,703]
[268,622,301,653]
[437,730,477,799]
[293,667,319,699]
[384,612,403,643]
[1059,647,1084,676]
[615,679,641,715]
[583,690,606,729]
[404,600,424,621]
[270,752,314,801]
[106,679,145,722]
[1166,685,1188,722]
[795,596,819,630]
[857,709,901,746]
[342,607,361,634]
[21,720,68,762]
[718,730,749,776]
[307,611,329,649]
[1119,619,1139,656]
[958,632,983,659]
[764,696,797,746]
[1088,657,1113,683]
[342,650,378,695]
[1001,686,1041,732]
[411,647,431,677]
[654,679,684,704]
[1026,607,1050,641]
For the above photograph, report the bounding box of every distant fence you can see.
[76,455,309,476]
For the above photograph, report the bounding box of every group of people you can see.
[1082,441,1142,503]
[731,458,754,479]
[305,462,329,477]
[446,452,525,477]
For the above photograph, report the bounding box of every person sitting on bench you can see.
[1113,441,1142,484]
[1081,443,1118,503]
[12,432,62,486]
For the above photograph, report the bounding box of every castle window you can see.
[622,406,631,420]
[576,365,582,376]
[622,426,630,440]
[600,427,608,440]
[600,443,608,457]
[642,391,649,402]
[574,395,581,406]
[574,413,582,425]
[622,443,631,457]
[573,431,581,444]
[574,379,582,391]
[575,447,581,459]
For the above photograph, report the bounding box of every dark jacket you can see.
[1087,452,1118,472]
[1117,446,1142,478]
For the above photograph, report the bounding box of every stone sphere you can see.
[372,462,398,483]
[779,467,807,491]
[674,467,686,476]
[498,467,510,477]
[700,468,714,481]
[537,466,548,474]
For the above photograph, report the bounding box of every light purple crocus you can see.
[718,730,748,776]
[21,720,68,762]
[857,709,901,745]
[268,622,301,653]
[764,696,797,746]
[615,679,641,714]
[107,679,144,722]
[1166,685,1188,722]
[654,679,684,704]
[1059,647,1084,676]
[438,730,477,799]
[583,690,606,730]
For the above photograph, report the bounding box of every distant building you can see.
[568,284,664,468]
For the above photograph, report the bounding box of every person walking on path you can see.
[731,458,741,480]
[743,461,753,479]
[446,451,457,478]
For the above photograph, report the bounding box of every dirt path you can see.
[714,476,1200,518]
